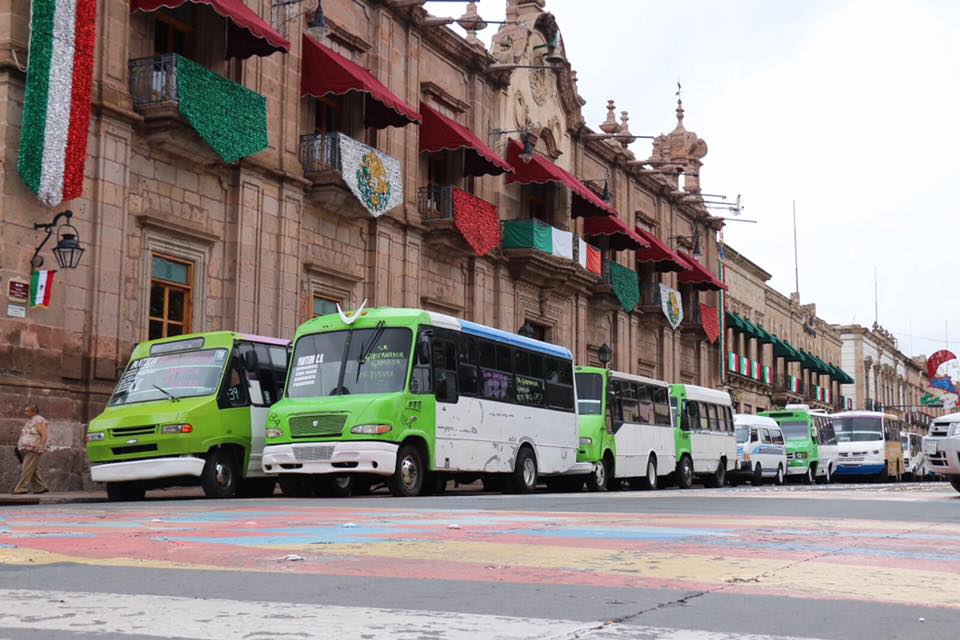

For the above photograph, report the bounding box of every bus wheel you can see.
[201,448,241,498]
[389,443,425,497]
[775,465,785,486]
[508,447,538,494]
[751,463,764,487]
[950,477,960,494]
[802,465,815,485]
[585,456,611,492]
[317,476,353,498]
[677,455,694,489]
[704,461,726,488]
[106,482,146,502]
[639,456,658,491]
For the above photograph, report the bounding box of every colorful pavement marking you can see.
[1,502,958,611]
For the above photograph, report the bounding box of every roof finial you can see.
[675,80,684,125]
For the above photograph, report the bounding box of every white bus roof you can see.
[829,410,898,420]
[608,371,669,388]
[679,385,733,406]
[932,412,960,424]
[734,414,780,429]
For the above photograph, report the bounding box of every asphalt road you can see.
[1,482,958,639]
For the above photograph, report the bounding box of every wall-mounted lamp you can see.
[518,321,536,339]
[581,178,610,203]
[598,342,612,369]
[31,210,85,270]
[307,0,326,38]
[669,231,702,260]
[491,126,536,162]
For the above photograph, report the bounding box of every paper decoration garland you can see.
[175,56,268,164]
[452,187,500,256]
[18,0,97,207]
[339,135,403,217]
[700,303,719,343]
[29,270,56,308]
[608,262,639,313]
[659,284,683,329]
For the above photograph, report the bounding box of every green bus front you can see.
[760,409,819,483]
[86,331,289,500]
[574,367,614,489]
[262,309,435,494]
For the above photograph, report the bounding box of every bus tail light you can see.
[351,424,391,435]
[161,424,193,434]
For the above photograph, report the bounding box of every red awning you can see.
[131,0,289,59]
[582,215,650,252]
[301,36,421,129]
[505,139,617,218]
[677,252,727,291]
[634,227,691,272]
[419,103,511,176]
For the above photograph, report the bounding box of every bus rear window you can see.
[575,373,603,415]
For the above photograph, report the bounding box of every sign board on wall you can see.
[8,279,29,302]
[7,304,26,318]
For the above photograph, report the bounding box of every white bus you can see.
[831,411,905,481]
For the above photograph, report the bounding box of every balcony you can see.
[727,353,772,387]
[418,185,501,258]
[502,218,597,296]
[129,54,268,164]
[773,374,804,403]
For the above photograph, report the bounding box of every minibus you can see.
[731,414,786,486]
[262,307,585,497]
[86,332,289,500]
[574,367,675,491]
[831,411,904,481]
[668,384,737,488]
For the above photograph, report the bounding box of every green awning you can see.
[725,311,748,334]
[773,337,802,362]
[753,324,775,345]
[797,349,820,372]
[829,364,854,384]
[725,312,775,344]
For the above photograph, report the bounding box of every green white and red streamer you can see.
[18,0,97,207]
[30,270,56,308]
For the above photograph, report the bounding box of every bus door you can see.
[235,341,289,476]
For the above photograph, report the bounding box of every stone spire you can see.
[650,97,708,193]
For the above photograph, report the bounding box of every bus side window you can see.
[759,428,771,444]
[705,404,718,431]
[457,334,480,397]
[654,387,671,426]
[410,327,433,395]
[620,383,640,424]
[636,384,654,425]
[699,403,711,431]
[544,357,574,411]
[770,429,784,445]
[431,338,458,403]
[725,407,734,432]
[514,349,545,407]
[684,401,698,431]
[219,356,248,409]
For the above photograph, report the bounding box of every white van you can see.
[923,413,960,493]
[732,415,787,486]
[901,432,925,481]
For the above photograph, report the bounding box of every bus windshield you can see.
[735,426,750,443]
[780,421,810,441]
[833,417,884,442]
[109,349,229,406]
[575,373,603,415]
[287,328,412,398]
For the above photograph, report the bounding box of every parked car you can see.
[731,414,787,486]
[923,413,960,493]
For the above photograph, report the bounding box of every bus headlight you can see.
[161,424,193,434]
[265,428,283,439]
[351,424,391,435]
[86,431,105,442]
[579,437,592,446]
[794,451,807,460]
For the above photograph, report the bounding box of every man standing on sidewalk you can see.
[12,403,49,494]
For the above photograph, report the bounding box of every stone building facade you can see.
[838,324,940,432]
[723,245,847,415]
[0,0,726,489]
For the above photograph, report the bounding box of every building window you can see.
[154,6,196,57]
[313,295,340,318]
[314,97,342,134]
[527,184,549,223]
[427,152,449,187]
[149,255,193,340]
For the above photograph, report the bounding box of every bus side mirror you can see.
[243,350,259,373]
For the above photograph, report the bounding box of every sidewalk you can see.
[0,487,205,506]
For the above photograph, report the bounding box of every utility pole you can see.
[874,266,879,325]
[792,200,799,295]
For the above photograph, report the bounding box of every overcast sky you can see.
[427,0,960,358]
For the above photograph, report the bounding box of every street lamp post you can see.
[598,343,612,369]
[31,209,85,271]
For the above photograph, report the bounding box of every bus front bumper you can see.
[924,437,960,475]
[833,462,886,476]
[89,457,206,483]
[262,442,397,476]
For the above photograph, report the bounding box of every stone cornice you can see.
[421,81,471,113]
[135,214,219,245]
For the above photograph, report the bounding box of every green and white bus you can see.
[86,332,290,500]
[668,384,737,488]
[262,306,584,497]
[760,405,837,484]
[574,367,675,491]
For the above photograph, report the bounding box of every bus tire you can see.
[508,447,538,494]
[775,464,785,486]
[585,455,612,492]
[317,476,353,498]
[389,442,425,497]
[639,456,658,490]
[802,464,815,485]
[106,482,146,501]
[751,463,764,487]
[201,447,241,499]
[704,461,726,488]
[677,455,694,489]
[950,477,960,494]
[239,477,276,498]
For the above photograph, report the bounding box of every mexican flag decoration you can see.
[18,0,98,207]
[30,270,56,308]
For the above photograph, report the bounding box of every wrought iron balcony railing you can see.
[129,54,179,108]
[298,132,342,176]
[418,184,454,221]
